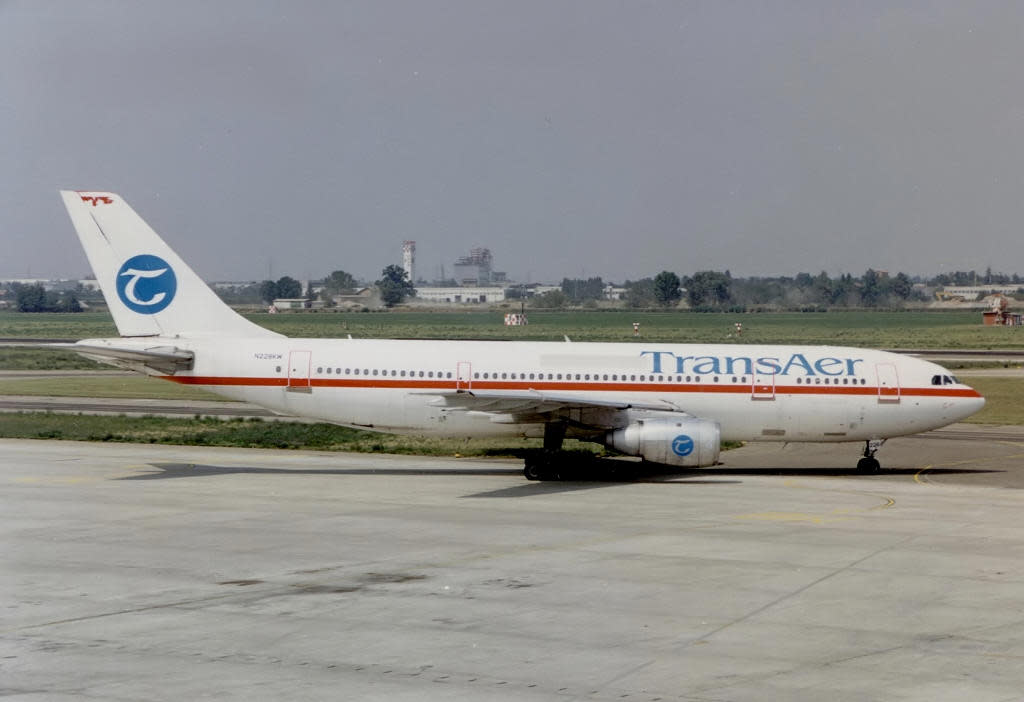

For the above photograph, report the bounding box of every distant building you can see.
[271,298,324,311]
[937,285,1022,301]
[415,286,506,304]
[453,248,494,286]
[402,241,416,283]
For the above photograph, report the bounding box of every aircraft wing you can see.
[421,389,688,428]
[51,342,195,375]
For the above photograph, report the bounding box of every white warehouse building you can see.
[414,286,506,304]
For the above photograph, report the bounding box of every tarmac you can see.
[5,430,1024,701]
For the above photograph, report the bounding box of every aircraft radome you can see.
[59,191,985,480]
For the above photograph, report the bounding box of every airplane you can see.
[59,190,985,480]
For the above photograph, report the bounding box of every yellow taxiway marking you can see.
[735,477,896,524]
[915,442,1024,485]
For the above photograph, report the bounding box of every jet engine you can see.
[604,416,720,467]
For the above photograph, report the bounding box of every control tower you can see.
[402,241,416,282]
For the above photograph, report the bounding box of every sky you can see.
[3,1,1023,284]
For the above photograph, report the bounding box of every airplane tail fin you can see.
[60,190,280,338]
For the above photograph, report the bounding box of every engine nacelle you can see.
[604,416,721,467]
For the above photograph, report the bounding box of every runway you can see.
[4,435,1024,701]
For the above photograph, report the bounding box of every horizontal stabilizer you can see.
[52,341,195,374]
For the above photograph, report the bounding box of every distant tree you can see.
[531,289,568,309]
[214,282,263,305]
[860,269,883,307]
[259,280,279,304]
[54,292,83,313]
[377,265,415,307]
[275,276,303,299]
[652,271,682,307]
[560,277,604,303]
[891,272,913,300]
[623,278,655,308]
[812,271,834,305]
[12,284,81,313]
[323,270,357,297]
[794,272,814,290]
[685,271,732,308]
[15,284,48,312]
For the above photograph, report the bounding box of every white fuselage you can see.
[115,337,984,444]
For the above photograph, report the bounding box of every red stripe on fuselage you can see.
[165,375,982,399]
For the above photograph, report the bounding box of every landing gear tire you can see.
[857,456,881,472]
[523,455,559,481]
[858,439,885,472]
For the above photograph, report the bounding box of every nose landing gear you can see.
[857,439,885,471]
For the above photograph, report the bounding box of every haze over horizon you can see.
[3,2,1023,284]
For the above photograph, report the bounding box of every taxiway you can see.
[4,434,1024,700]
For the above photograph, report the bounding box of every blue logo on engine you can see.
[671,434,695,457]
[115,254,177,314]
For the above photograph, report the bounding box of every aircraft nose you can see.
[958,388,985,420]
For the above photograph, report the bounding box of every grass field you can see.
[0,412,596,457]
[0,375,222,401]
[3,308,1024,347]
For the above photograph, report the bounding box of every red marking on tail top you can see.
[80,195,113,206]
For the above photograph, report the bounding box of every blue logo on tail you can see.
[115,255,177,314]
[671,434,695,457]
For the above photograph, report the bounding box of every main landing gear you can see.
[523,421,603,481]
[524,421,567,481]
[857,439,885,472]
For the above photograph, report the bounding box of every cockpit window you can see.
[931,375,942,386]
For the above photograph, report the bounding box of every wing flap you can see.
[420,389,687,428]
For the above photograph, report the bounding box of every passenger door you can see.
[287,350,312,392]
